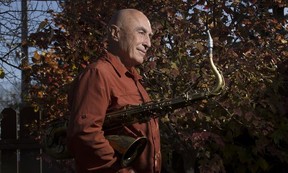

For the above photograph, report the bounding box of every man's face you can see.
[117,14,153,68]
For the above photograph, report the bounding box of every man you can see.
[67,9,161,173]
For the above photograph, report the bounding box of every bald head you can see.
[107,9,153,68]
[109,9,149,29]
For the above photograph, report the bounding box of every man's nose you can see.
[143,35,151,49]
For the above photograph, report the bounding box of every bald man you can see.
[67,9,161,173]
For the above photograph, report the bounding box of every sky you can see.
[0,0,62,111]
[0,0,62,91]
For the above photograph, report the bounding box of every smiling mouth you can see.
[138,49,146,55]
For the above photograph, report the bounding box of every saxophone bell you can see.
[106,135,147,167]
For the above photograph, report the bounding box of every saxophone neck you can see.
[207,30,225,95]
[207,30,213,54]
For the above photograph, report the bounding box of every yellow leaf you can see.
[72,64,77,70]
[280,39,287,44]
[0,68,5,79]
[32,104,40,112]
[83,55,89,61]
[171,62,178,69]
[32,51,41,63]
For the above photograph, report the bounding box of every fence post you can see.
[1,108,17,173]
[19,106,41,173]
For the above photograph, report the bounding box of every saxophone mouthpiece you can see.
[207,30,213,49]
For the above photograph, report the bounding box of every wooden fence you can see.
[0,107,73,173]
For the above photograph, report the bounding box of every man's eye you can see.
[139,31,145,35]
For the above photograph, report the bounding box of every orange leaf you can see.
[32,51,41,63]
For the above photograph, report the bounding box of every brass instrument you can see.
[43,30,225,167]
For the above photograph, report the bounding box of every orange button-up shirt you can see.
[67,52,161,173]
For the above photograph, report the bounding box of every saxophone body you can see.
[43,30,225,166]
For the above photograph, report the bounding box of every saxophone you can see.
[43,30,225,167]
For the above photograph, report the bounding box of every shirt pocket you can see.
[114,90,143,108]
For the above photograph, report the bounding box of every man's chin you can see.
[138,58,145,65]
[134,56,145,64]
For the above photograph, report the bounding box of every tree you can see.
[0,82,21,111]
[27,0,288,172]
[0,0,62,105]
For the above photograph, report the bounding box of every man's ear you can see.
[109,25,120,41]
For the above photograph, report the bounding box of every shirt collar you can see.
[105,51,143,80]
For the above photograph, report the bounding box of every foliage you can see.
[26,0,288,172]
[0,1,61,89]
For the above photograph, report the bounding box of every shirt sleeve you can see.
[67,66,120,171]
